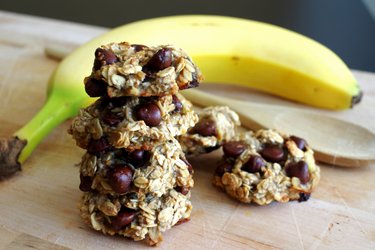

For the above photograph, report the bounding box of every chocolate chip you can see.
[107,165,133,193]
[84,78,107,97]
[110,209,136,230]
[191,119,217,137]
[175,218,190,226]
[181,158,193,174]
[142,68,153,77]
[110,96,129,108]
[87,137,110,154]
[94,97,110,112]
[79,174,92,192]
[129,149,146,162]
[142,75,154,83]
[298,193,311,202]
[144,48,172,71]
[285,161,310,184]
[172,95,183,112]
[135,103,162,127]
[242,155,265,173]
[175,186,190,195]
[259,144,285,162]
[111,148,128,164]
[93,48,118,70]
[223,141,246,158]
[131,44,148,52]
[215,162,233,176]
[204,145,221,153]
[128,149,150,168]
[102,112,122,126]
[179,75,200,90]
[290,136,307,151]
[189,76,200,88]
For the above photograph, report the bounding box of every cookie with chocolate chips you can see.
[69,93,198,151]
[79,138,194,197]
[79,188,192,246]
[85,42,203,98]
[213,129,320,205]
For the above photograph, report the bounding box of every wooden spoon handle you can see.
[183,89,288,130]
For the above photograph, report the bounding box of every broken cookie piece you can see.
[213,129,320,205]
[178,106,240,156]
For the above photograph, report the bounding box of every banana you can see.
[0,15,362,178]
[55,15,361,110]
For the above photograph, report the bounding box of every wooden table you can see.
[0,11,374,249]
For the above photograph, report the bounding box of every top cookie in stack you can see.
[84,42,203,98]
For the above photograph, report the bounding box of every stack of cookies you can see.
[68,42,203,245]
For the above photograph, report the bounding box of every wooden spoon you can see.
[183,89,375,167]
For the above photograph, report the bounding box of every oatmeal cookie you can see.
[213,129,320,205]
[78,137,193,197]
[69,93,197,150]
[178,106,240,156]
[84,42,203,98]
[79,188,192,246]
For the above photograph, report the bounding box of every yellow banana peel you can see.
[55,15,361,110]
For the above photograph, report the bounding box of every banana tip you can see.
[0,137,27,180]
[351,90,363,108]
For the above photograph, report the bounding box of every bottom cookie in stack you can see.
[77,138,194,245]
[79,188,192,246]
[213,129,320,205]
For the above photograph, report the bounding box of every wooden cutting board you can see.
[0,11,374,250]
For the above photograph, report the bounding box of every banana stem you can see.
[15,93,76,163]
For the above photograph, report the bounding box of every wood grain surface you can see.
[0,11,374,250]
